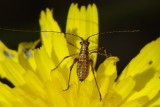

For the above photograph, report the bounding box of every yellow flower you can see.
[0,3,160,107]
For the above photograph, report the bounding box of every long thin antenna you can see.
[0,28,139,40]
[87,30,140,40]
[0,27,83,40]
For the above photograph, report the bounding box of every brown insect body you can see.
[77,40,90,81]
[63,36,103,101]
[51,33,106,101]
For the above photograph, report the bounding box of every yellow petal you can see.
[39,8,61,57]
[96,57,119,99]
[77,81,94,105]
[51,29,70,70]
[18,41,37,71]
[119,37,160,80]
[66,3,99,66]
[22,70,45,98]
[34,46,53,82]
[0,83,14,106]
[0,59,25,86]
[127,77,160,105]
[147,92,160,106]
[0,41,18,62]
[39,8,70,73]
[66,3,98,39]
[86,3,99,43]
[118,37,160,106]
[120,100,142,107]
[114,77,135,104]
[65,3,80,55]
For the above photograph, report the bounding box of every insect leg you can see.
[63,58,78,91]
[51,53,79,71]
[89,47,111,58]
[64,34,80,50]
[89,59,102,101]
[66,40,80,50]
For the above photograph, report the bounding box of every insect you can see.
[0,28,139,101]
[51,32,111,101]
[51,30,139,101]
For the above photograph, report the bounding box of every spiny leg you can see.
[89,59,102,101]
[63,58,78,91]
[51,53,78,71]
[89,47,111,58]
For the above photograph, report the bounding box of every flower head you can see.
[0,3,160,107]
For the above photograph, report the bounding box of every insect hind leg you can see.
[63,58,78,91]
[89,59,102,101]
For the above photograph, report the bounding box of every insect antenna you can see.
[87,30,140,40]
[0,28,83,39]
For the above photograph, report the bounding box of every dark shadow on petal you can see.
[0,77,14,88]
[144,90,160,107]
[133,67,156,91]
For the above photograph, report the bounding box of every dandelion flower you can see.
[0,3,160,107]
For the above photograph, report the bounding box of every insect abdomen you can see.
[77,54,89,81]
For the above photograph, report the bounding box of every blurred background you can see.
[0,0,160,75]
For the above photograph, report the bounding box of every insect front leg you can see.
[89,59,102,101]
[63,58,78,91]
[66,39,80,50]
[51,53,78,71]
[89,47,111,58]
